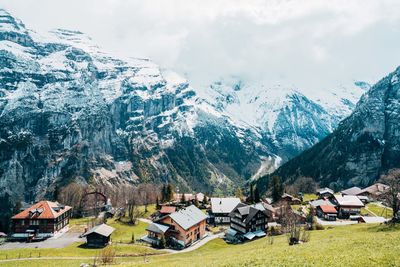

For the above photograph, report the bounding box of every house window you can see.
[21,220,25,226]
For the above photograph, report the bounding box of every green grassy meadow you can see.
[1,223,399,267]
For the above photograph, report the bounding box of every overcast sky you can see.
[1,0,400,90]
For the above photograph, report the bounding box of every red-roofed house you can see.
[316,205,338,221]
[160,206,176,215]
[11,201,72,238]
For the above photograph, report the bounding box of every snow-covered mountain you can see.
[261,66,400,192]
[0,8,367,213]
[0,9,274,210]
[197,78,368,160]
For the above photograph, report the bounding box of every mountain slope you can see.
[0,7,368,221]
[258,66,400,191]
[0,8,275,214]
[198,78,367,160]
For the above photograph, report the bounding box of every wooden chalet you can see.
[275,193,301,206]
[340,187,362,196]
[143,205,207,248]
[316,205,338,221]
[316,187,334,199]
[11,201,72,240]
[209,197,241,224]
[358,183,390,201]
[333,195,364,219]
[82,224,115,247]
[227,203,268,242]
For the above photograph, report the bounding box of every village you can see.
[0,180,395,266]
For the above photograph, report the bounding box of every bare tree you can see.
[99,246,116,264]
[380,169,400,221]
[279,204,309,245]
[57,183,85,216]
[127,195,141,224]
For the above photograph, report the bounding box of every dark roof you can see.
[229,202,269,223]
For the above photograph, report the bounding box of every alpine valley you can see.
[258,66,400,193]
[0,9,367,209]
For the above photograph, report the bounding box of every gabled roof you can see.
[169,205,207,230]
[160,206,176,214]
[310,199,335,208]
[229,202,269,223]
[210,197,241,214]
[319,205,337,213]
[12,201,72,220]
[146,222,170,234]
[334,195,364,207]
[316,187,334,195]
[359,183,390,195]
[341,187,362,196]
[82,224,115,237]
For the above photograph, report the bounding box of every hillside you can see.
[258,66,400,191]
[0,224,399,267]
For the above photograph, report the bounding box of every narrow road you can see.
[162,232,224,254]
[0,231,224,263]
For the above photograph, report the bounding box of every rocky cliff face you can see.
[0,8,368,220]
[258,67,400,191]
[197,79,367,161]
[0,9,274,213]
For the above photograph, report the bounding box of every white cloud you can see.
[1,0,400,90]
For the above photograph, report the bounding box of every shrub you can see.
[99,246,116,264]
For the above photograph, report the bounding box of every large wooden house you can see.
[228,203,268,241]
[143,205,207,248]
[11,201,72,240]
[333,195,364,219]
[358,183,389,201]
[209,197,241,224]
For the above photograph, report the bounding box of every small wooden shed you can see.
[82,224,115,247]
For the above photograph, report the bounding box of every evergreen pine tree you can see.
[270,175,283,202]
[166,184,174,202]
[254,186,261,203]
[156,197,161,210]
[249,184,255,203]
[161,184,167,203]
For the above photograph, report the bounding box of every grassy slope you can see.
[124,223,400,267]
[366,203,392,219]
[2,224,399,267]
